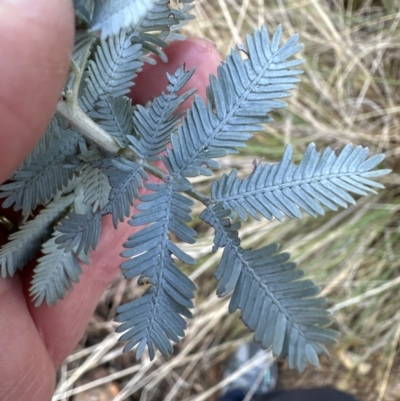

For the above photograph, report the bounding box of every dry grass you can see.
[54,1,400,400]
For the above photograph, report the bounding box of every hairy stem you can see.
[57,101,121,153]
[67,37,93,103]
[57,101,210,205]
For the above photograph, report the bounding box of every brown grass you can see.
[54,1,400,400]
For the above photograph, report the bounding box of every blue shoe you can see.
[221,342,278,399]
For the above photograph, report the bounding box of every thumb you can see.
[0,0,75,184]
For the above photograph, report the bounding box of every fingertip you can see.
[130,37,222,106]
[23,214,128,368]
[0,0,75,183]
[23,180,163,368]
[0,276,56,401]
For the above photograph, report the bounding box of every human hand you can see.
[0,1,221,400]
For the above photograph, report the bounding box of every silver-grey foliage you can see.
[163,25,303,177]
[128,67,196,161]
[0,128,80,216]
[30,231,82,307]
[0,194,74,278]
[0,0,390,371]
[200,203,336,371]
[117,181,196,359]
[90,0,159,39]
[212,143,390,221]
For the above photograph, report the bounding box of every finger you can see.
[130,38,221,107]
[0,275,56,401]
[0,1,74,400]
[23,177,165,368]
[23,213,132,368]
[0,0,74,184]
[27,38,222,368]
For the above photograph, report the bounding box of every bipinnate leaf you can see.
[164,25,303,177]
[79,164,112,212]
[200,203,337,371]
[117,179,196,358]
[80,29,143,113]
[55,212,102,256]
[0,129,80,216]
[116,252,195,360]
[101,159,148,228]
[0,195,74,278]
[1,13,388,373]
[128,66,196,161]
[212,143,391,221]
[90,0,159,39]
[30,232,83,307]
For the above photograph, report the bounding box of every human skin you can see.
[0,1,221,400]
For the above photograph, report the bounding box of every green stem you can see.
[185,185,210,204]
[141,161,166,178]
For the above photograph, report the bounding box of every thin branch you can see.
[142,162,209,204]
[57,101,121,154]
[68,40,93,103]
[57,101,210,205]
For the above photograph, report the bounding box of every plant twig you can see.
[57,101,210,205]
[142,161,209,204]
[57,101,121,154]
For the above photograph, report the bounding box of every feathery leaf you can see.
[89,96,135,147]
[117,179,196,358]
[81,29,143,109]
[80,29,143,148]
[116,252,195,359]
[90,0,159,39]
[164,25,303,177]
[79,164,112,212]
[55,212,102,256]
[121,180,196,272]
[200,203,337,371]
[128,0,195,59]
[30,232,83,307]
[0,129,80,216]
[101,159,148,228]
[0,195,74,278]
[212,143,391,221]
[128,66,195,161]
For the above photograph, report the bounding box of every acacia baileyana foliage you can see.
[0,0,390,371]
